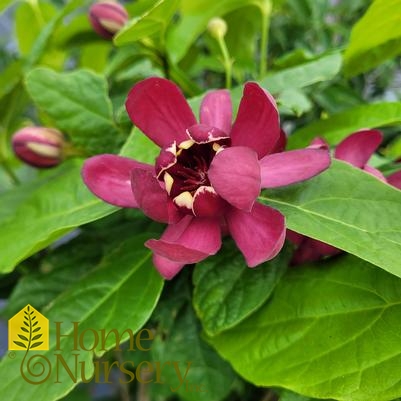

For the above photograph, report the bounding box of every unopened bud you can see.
[89,1,128,40]
[207,17,227,39]
[12,127,65,168]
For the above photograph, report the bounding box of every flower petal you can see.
[363,165,386,181]
[310,137,329,149]
[152,254,186,280]
[226,202,286,267]
[291,237,341,266]
[334,129,383,168]
[131,168,181,223]
[82,154,152,208]
[208,146,261,211]
[387,170,401,190]
[186,124,229,144]
[145,216,221,264]
[230,82,280,159]
[271,129,287,153]
[192,186,227,217]
[200,89,232,134]
[125,77,196,148]
[260,148,331,188]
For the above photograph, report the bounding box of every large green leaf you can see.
[0,160,116,273]
[166,0,264,64]
[114,0,180,46]
[25,67,123,154]
[193,240,290,336]
[261,53,342,94]
[0,235,164,401]
[260,160,401,279]
[208,255,401,400]
[343,0,401,76]
[288,102,401,150]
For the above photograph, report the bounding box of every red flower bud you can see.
[12,127,65,168]
[89,1,128,39]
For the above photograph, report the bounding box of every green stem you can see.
[217,36,232,89]
[1,161,20,185]
[259,1,272,79]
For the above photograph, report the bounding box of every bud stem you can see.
[259,0,272,79]
[216,35,233,90]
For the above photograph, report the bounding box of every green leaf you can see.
[166,0,265,64]
[343,0,401,76]
[0,235,164,401]
[0,61,22,100]
[0,160,116,273]
[208,255,401,400]
[17,334,28,342]
[288,102,401,150]
[31,334,42,341]
[193,240,290,336]
[261,53,342,94]
[114,0,180,46]
[0,0,15,13]
[259,160,401,278]
[15,1,56,56]
[25,67,122,154]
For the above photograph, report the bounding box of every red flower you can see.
[83,78,330,278]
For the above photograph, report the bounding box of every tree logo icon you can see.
[8,304,49,351]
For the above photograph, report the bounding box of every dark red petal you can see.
[145,216,221,264]
[260,148,331,188]
[291,237,341,266]
[387,170,401,190]
[286,229,305,246]
[200,89,232,134]
[125,78,196,148]
[82,155,152,208]
[230,82,280,159]
[131,168,182,223]
[208,146,261,211]
[334,129,383,168]
[192,186,227,217]
[186,124,229,144]
[271,129,287,153]
[152,254,186,280]
[226,202,286,267]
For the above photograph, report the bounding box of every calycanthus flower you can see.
[82,77,330,279]
[289,129,401,265]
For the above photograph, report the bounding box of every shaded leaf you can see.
[30,342,43,349]
[193,240,290,336]
[32,334,42,341]
[17,334,28,342]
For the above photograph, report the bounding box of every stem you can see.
[217,36,232,89]
[259,1,272,79]
[1,161,20,185]
[114,351,131,401]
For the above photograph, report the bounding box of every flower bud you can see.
[207,17,227,39]
[89,1,128,40]
[12,127,65,168]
